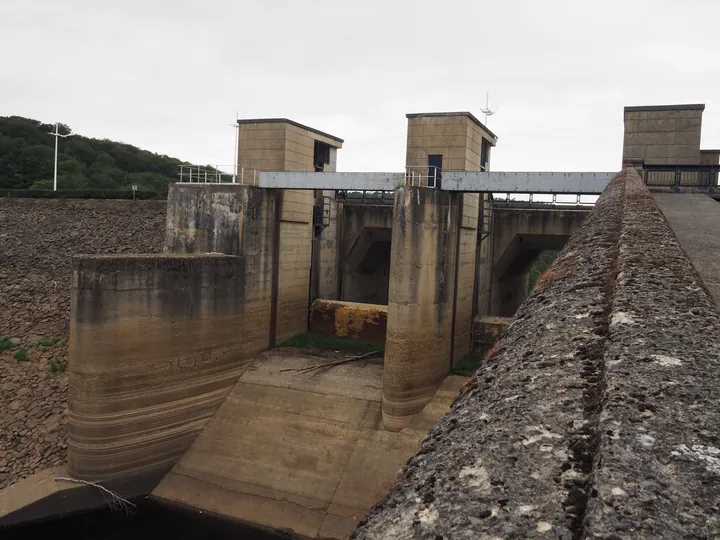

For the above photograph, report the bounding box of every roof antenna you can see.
[479,93,499,125]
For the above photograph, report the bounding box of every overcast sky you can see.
[2,0,719,173]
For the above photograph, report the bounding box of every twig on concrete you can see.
[54,476,137,514]
[280,350,382,374]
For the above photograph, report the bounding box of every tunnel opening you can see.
[491,234,569,317]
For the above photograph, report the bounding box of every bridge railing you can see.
[177,165,261,185]
[644,164,720,190]
[335,189,395,205]
[491,192,597,208]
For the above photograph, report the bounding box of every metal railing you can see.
[491,192,597,208]
[335,189,395,205]
[177,165,261,185]
[644,164,720,190]
[405,166,442,187]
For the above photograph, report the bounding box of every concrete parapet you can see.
[68,254,246,482]
[355,168,720,538]
[309,299,387,343]
[382,187,459,431]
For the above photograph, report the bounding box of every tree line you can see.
[0,116,202,194]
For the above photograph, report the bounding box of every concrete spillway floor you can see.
[653,193,720,306]
[152,349,467,539]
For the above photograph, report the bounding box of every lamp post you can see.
[49,123,73,191]
[229,111,238,183]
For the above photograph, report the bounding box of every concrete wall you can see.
[276,190,314,344]
[405,112,497,179]
[166,183,314,354]
[382,187,460,431]
[476,207,589,317]
[340,205,394,305]
[452,193,480,362]
[166,184,278,356]
[622,104,704,166]
[68,254,246,482]
[317,195,342,300]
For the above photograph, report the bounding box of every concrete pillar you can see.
[68,254,245,481]
[275,189,314,345]
[474,195,494,317]
[316,193,342,300]
[382,186,459,431]
[451,193,480,362]
[165,184,313,357]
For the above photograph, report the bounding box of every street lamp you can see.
[229,111,238,183]
[49,123,73,191]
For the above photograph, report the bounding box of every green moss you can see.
[14,348,29,362]
[0,336,17,351]
[50,358,68,373]
[279,331,384,355]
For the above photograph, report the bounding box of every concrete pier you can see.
[382,187,460,431]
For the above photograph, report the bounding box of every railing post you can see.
[675,167,681,188]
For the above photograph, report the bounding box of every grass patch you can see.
[452,352,483,377]
[0,336,17,351]
[279,331,384,355]
[50,358,68,373]
[14,348,29,362]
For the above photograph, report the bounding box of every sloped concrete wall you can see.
[68,254,246,482]
[355,168,720,538]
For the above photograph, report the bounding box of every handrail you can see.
[643,164,720,190]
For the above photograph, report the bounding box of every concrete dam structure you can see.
[3,105,720,539]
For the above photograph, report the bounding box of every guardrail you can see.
[644,164,720,190]
[177,165,261,185]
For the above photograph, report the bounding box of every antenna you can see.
[48,123,73,191]
[479,93,499,125]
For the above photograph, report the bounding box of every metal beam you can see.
[258,171,618,194]
[441,172,617,194]
[258,172,404,191]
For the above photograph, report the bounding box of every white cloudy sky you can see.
[2,0,719,173]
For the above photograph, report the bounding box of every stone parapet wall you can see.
[354,168,720,538]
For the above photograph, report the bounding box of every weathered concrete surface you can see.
[383,187,459,431]
[165,184,278,357]
[276,190,314,345]
[152,350,467,539]
[354,168,720,538]
[585,176,720,538]
[310,300,387,343]
[653,192,720,306]
[68,254,247,482]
